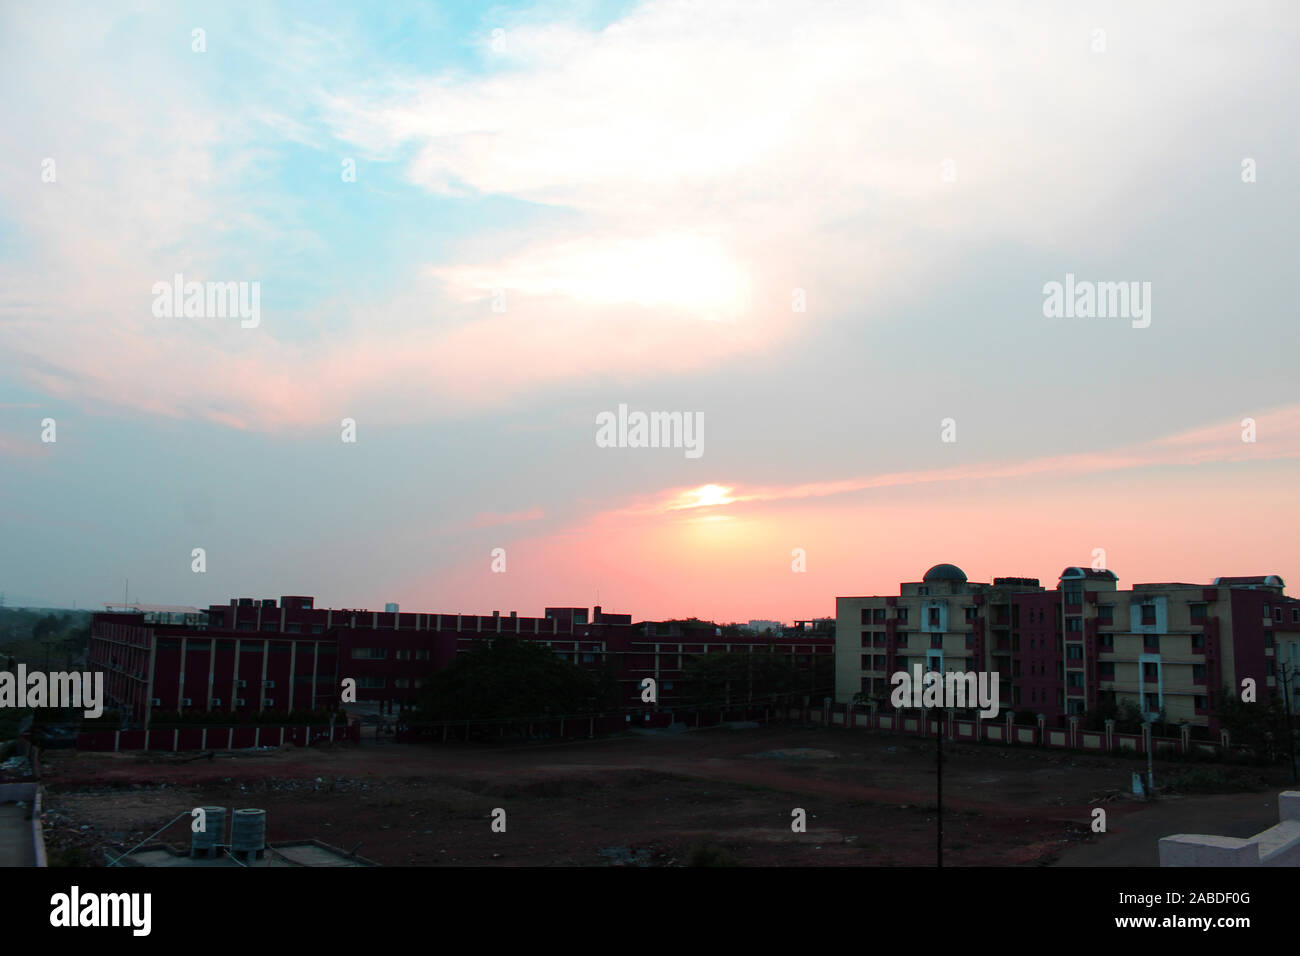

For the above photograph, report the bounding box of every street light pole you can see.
[936,705,944,868]
[1145,717,1155,798]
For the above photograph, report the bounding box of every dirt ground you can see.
[36,724,1290,866]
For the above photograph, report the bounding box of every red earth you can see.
[36,724,1286,867]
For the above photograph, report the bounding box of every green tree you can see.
[681,648,809,709]
[1214,683,1290,763]
[32,613,59,642]
[412,638,604,722]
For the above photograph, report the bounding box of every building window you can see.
[415,649,429,660]
[861,632,871,648]
[928,608,941,628]
[1097,605,1113,624]
[396,650,411,660]
[286,622,302,633]
[261,622,278,632]
[1193,664,1206,680]
[1265,632,1274,648]
[1098,662,1115,679]
[238,622,255,631]
[965,607,977,622]
[1066,618,1082,632]
[918,587,929,596]
[1140,604,1156,626]
[351,648,387,660]
[1099,634,1113,649]
[896,608,909,624]
[1195,696,1208,710]
[357,677,386,689]
[1067,645,1083,660]
[860,609,871,625]
[1190,603,1207,622]
[965,634,975,648]
[1144,693,1159,711]
[896,632,909,647]
[930,634,942,648]
[1144,635,1160,652]
[1192,634,1204,649]
[873,608,886,624]
[1142,662,1159,681]
[861,655,872,671]
[394,678,410,689]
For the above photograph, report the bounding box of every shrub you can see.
[686,841,739,867]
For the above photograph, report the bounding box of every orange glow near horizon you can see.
[399,457,1300,625]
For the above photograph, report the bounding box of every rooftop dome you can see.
[923,563,967,583]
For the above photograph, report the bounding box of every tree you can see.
[32,613,59,642]
[1214,682,1291,763]
[681,648,809,709]
[412,638,604,722]
[1083,690,1118,731]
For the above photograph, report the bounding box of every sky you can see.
[0,0,1297,622]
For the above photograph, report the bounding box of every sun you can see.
[665,483,737,511]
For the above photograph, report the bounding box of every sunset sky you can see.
[1,0,1297,621]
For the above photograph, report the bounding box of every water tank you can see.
[231,808,267,860]
[190,806,226,858]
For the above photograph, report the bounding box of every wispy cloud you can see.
[2,1,1278,430]
[635,405,1300,514]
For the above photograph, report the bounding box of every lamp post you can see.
[1144,712,1157,798]
[936,702,944,868]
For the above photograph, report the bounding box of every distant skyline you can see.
[2,1,1298,621]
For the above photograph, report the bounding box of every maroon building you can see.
[89,597,833,728]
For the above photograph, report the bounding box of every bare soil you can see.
[36,724,1287,866]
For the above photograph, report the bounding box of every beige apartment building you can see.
[836,564,1299,732]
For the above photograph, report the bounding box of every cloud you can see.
[1,1,1294,430]
[632,404,1300,514]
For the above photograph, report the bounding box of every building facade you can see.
[90,597,833,727]
[836,565,1300,732]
